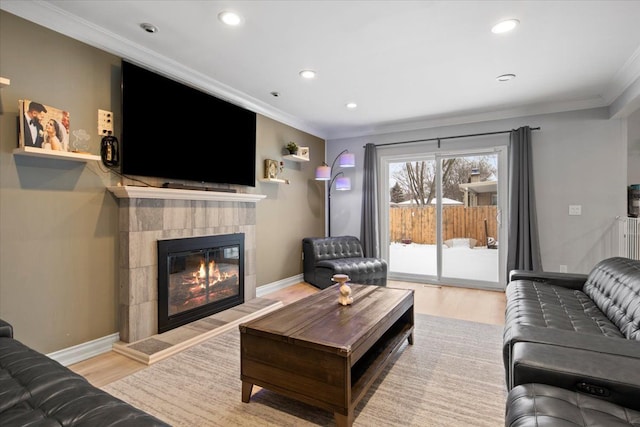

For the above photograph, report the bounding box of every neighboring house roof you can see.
[458,180,497,194]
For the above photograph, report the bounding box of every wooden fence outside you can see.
[390,205,498,246]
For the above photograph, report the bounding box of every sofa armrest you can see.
[508,270,588,290]
[505,324,640,360]
[511,341,640,411]
[0,319,13,338]
[503,323,640,386]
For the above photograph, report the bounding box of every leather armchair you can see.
[302,236,387,289]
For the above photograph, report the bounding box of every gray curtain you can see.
[360,143,379,257]
[507,126,542,275]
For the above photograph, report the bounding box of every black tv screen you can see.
[121,60,256,187]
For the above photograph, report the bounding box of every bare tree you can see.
[405,162,428,205]
[391,156,496,204]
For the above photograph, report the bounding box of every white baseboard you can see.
[256,274,303,297]
[46,275,302,366]
[47,332,120,367]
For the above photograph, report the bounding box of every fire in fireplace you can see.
[157,234,244,333]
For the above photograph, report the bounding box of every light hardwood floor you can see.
[69,281,506,387]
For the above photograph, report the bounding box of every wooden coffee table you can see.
[239,284,414,426]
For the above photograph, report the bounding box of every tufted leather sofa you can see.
[0,318,168,426]
[503,257,640,412]
[302,236,387,289]
[506,383,640,427]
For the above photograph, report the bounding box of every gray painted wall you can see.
[328,108,632,276]
[0,11,324,353]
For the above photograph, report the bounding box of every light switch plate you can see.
[569,205,582,216]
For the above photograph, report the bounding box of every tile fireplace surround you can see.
[108,185,266,343]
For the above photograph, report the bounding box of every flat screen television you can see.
[121,60,256,187]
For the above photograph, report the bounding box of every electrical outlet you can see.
[98,109,114,136]
[568,205,582,216]
[559,265,567,273]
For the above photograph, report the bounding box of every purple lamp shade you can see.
[335,176,351,191]
[315,164,331,180]
[338,152,355,167]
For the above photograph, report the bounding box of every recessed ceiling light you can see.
[491,19,519,34]
[346,102,358,109]
[218,10,242,26]
[496,73,516,82]
[299,70,317,79]
[140,23,158,34]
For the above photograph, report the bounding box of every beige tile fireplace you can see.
[108,186,266,343]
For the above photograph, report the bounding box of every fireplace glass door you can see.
[158,234,244,333]
[167,246,240,316]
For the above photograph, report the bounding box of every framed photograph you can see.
[296,146,310,160]
[19,99,70,152]
[264,159,279,179]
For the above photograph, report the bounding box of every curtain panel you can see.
[506,126,542,275]
[361,143,379,257]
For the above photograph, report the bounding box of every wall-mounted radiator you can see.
[617,216,640,260]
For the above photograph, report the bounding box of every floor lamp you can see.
[315,149,355,236]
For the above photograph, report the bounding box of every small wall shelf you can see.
[283,154,309,162]
[13,146,101,162]
[259,178,289,184]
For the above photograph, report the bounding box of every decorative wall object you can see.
[264,159,279,179]
[296,146,309,160]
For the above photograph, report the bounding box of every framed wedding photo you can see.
[18,99,70,152]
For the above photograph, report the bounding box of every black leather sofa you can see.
[302,236,387,289]
[506,383,640,427]
[502,256,640,422]
[0,318,169,426]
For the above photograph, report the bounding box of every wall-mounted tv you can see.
[121,60,256,187]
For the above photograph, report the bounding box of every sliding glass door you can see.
[380,147,507,290]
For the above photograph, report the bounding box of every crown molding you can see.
[603,44,640,105]
[326,96,607,141]
[609,75,640,119]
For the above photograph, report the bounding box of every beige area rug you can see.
[103,314,507,426]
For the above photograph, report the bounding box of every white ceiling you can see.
[3,1,640,140]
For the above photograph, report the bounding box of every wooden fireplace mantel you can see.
[107,185,267,203]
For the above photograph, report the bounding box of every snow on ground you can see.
[389,242,498,282]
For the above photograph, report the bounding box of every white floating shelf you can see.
[13,146,101,162]
[259,178,289,184]
[283,154,309,162]
[0,77,10,88]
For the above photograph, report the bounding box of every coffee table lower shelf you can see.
[351,320,413,402]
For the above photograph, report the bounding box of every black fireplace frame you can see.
[157,233,245,333]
